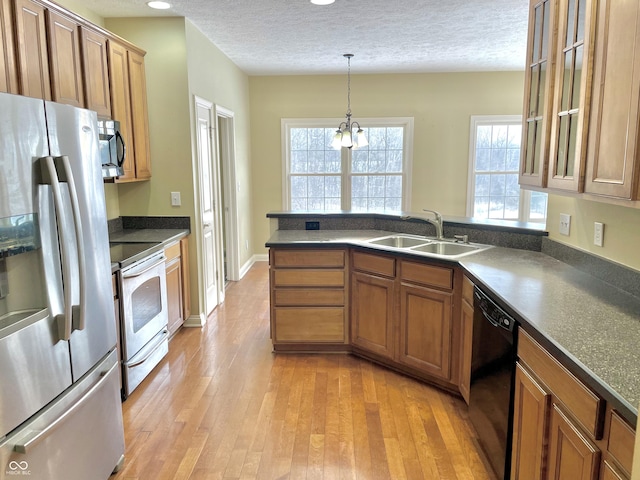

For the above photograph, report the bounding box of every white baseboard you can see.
[239,254,268,279]
[183,313,206,328]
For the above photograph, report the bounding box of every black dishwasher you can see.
[469,286,518,480]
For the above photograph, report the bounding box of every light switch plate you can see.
[170,191,181,207]
[559,213,571,236]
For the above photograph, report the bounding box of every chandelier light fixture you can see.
[331,54,368,150]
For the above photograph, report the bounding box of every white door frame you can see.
[214,105,240,282]
[192,95,225,323]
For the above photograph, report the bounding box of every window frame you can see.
[466,115,547,223]
[281,117,414,212]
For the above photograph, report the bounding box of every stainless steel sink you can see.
[409,242,485,256]
[366,235,431,248]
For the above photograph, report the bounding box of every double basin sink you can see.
[364,234,492,258]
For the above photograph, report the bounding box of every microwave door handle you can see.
[39,156,73,341]
[116,130,126,167]
[55,156,86,332]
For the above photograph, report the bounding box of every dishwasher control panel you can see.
[474,286,516,332]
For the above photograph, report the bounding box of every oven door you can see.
[119,251,168,362]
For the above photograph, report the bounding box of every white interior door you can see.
[195,99,219,316]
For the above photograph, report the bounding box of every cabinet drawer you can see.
[352,251,396,277]
[462,275,474,305]
[607,410,635,475]
[164,241,181,262]
[272,249,345,268]
[274,288,345,306]
[400,261,453,290]
[273,307,345,343]
[518,329,604,438]
[273,269,344,287]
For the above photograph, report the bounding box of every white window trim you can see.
[281,117,414,212]
[467,114,544,222]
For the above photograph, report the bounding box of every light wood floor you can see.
[113,262,496,480]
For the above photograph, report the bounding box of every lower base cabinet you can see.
[165,237,190,337]
[511,329,636,480]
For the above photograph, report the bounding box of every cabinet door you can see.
[166,257,184,336]
[0,0,18,94]
[459,298,473,404]
[520,0,557,188]
[547,0,596,191]
[81,27,111,118]
[600,460,627,480]
[398,283,452,379]
[584,0,640,199]
[14,0,51,100]
[350,271,395,359]
[46,9,84,107]
[180,237,190,321]
[107,40,135,181]
[547,404,601,480]
[510,363,551,480]
[127,49,151,180]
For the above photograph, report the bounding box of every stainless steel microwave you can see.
[98,119,126,179]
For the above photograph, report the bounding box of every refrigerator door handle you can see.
[55,155,86,332]
[12,359,119,454]
[39,156,73,341]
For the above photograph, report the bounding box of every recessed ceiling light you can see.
[147,1,171,9]
[310,0,335,5]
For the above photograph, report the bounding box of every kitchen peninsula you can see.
[266,211,640,479]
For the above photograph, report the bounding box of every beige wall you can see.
[51,0,105,26]
[184,22,254,268]
[547,195,640,271]
[248,72,525,254]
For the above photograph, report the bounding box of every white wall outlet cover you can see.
[594,222,604,247]
[559,213,571,236]
[171,191,181,206]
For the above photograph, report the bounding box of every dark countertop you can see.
[109,228,189,271]
[266,229,640,425]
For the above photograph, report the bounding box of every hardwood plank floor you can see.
[113,262,496,480]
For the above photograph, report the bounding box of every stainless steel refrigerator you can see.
[0,92,125,479]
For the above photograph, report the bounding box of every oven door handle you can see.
[122,256,166,279]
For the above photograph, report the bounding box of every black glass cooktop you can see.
[109,242,163,268]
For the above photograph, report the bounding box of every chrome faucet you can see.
[421,209,444,240]
[401,209,444,240]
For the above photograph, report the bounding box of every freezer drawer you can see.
[1,350,125,480]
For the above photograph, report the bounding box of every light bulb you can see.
[331,131,342,150]
[341,129,352,148]
[356,129,368,148]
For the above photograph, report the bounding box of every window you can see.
[467,115,547,223]
[282,118,413,212]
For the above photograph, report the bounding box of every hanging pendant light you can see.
[332,54,368,150]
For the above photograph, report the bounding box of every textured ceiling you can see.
[79,0,530,75]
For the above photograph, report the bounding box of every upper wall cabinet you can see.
[14,0,51,100]
[520,0,557,188]
[80,27,111,118]
[0,0,18,94]
[546,0,597,192]
[521,0,640,204]
[583,0,640,200]
[108,39,151,182]
[46,8,84,107]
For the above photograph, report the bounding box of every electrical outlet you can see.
[559,213,571,236]
[170,191,181,207]
[594,222,604,247]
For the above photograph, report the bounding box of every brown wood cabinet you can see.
[165,237,190,337]
[108,39,151,182]
[270,248,348,347]
[46,8,84,107]
[584,0,640,199]
[512,329,636,480]
[458,275,474,404]
[13,0,50,100]
[80,26,111,117]
[350,252,396,359]
[0,0,18,94]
